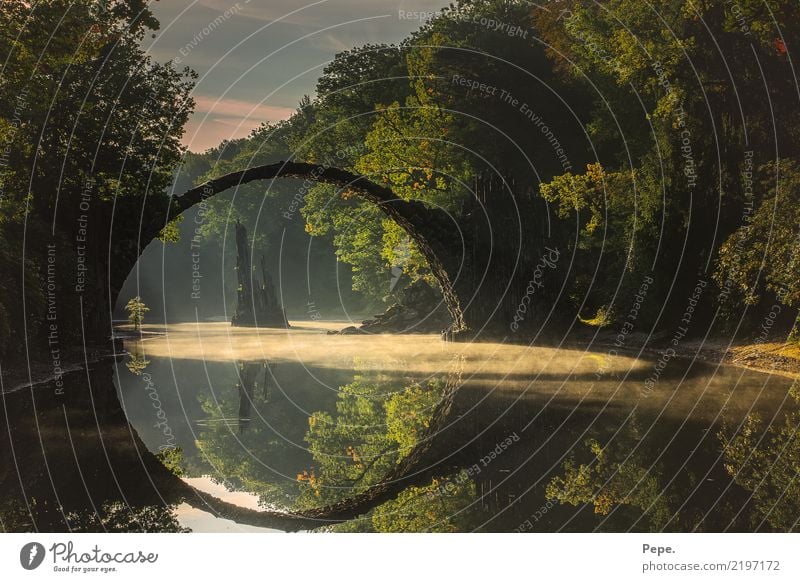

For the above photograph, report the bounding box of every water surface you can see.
[2,321,797,532]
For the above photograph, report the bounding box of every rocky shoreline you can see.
[330,281,451,335]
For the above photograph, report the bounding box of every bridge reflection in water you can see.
[2,323,798,532]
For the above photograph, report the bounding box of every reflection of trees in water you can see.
[165,356,479,529]
[2,359,476,531]
[299,359,480,531]
[1,498,190,533]
[64,502,190,533]
[236,361,259,433]
[193,361,297,509]
[720,381,800,531]
[544,397,800,533]
[0,502,33,532]
[329,478,477,532]
[125,343,150,375]
[298,375,443,507]
[545,419,674,532]
[156,447,185,477]
[0,363,194,532]
[237,361,277,435]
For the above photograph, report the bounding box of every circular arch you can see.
[132,161,467,333]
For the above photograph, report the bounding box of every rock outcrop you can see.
[334,281,451,335]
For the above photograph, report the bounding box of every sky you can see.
[145,0,446,151]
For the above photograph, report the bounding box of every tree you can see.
[369,477,477,532]
[532,0,800,333]
[715,160,800,340]
[539,163,660,321]
[66,501,190,533]
[125,344,150,375]
[175,119,366,316]
[297,45,419,304]
[192,361,316,509]
[155,447,185,477]
[720,382,800,531]
[0,0,194,363]
[298,366,446,509]
[546,432,674,531]
[125,297,150,330]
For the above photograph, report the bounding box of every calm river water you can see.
[2,321,798,532]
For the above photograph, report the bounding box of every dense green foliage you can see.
[546,428,674,531]
[1,0,193,361]
[720,381,800,531]
[298,369,444,508]
[187,0,799,338]
[186,360,467,529]
[533,0,800,332]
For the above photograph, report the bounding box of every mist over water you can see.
[123,322,790,416]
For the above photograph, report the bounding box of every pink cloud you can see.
[192,95,295,121]
[183,95,295,152]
